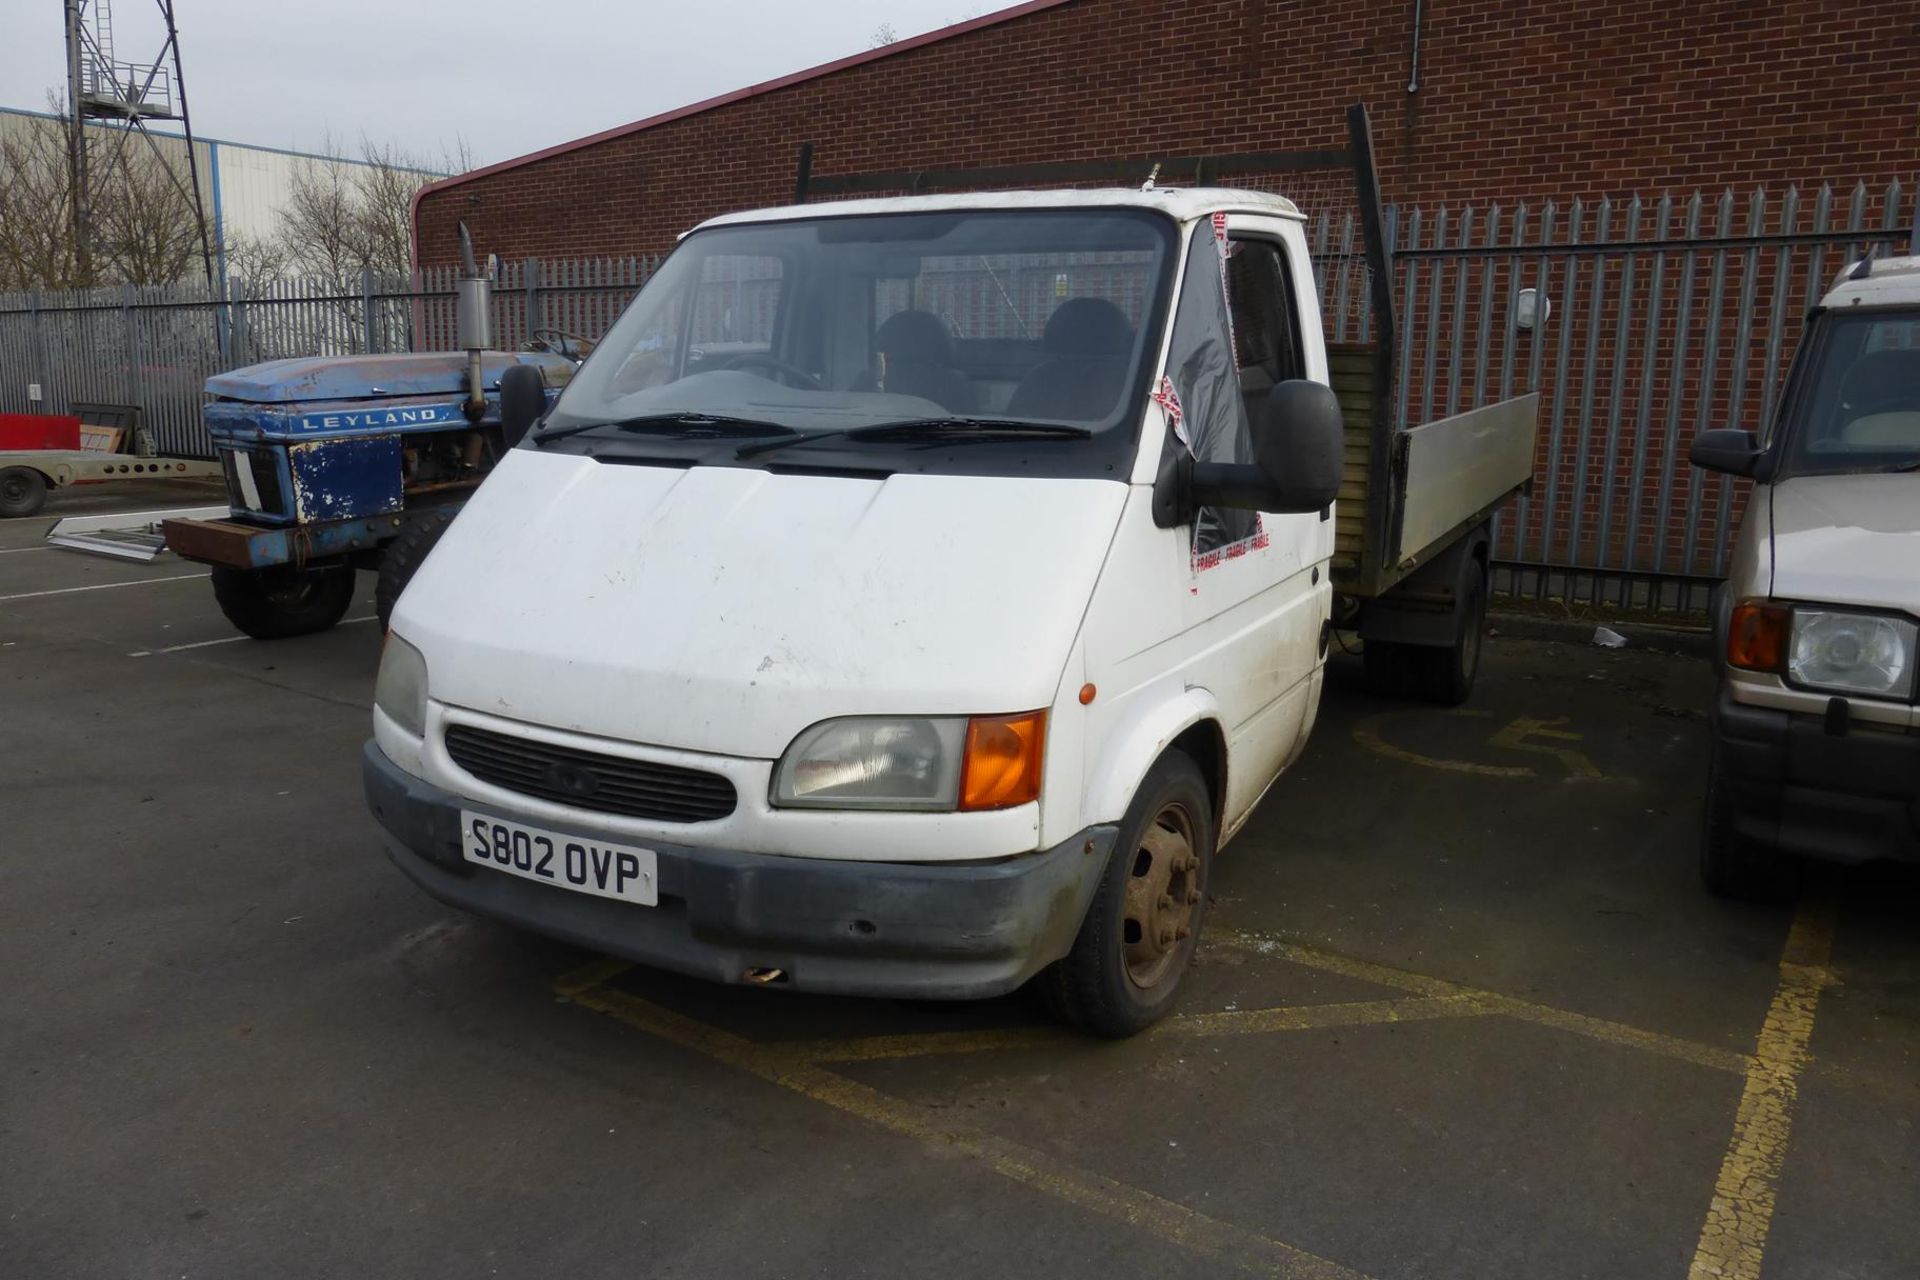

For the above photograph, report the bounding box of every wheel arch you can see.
[1082,687,1228,836]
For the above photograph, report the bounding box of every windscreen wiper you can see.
[534,412,799,445]
[736,417,1091,459]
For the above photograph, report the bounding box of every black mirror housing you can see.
[498,362,549,449]
[1249,380,1344,512]
[1155,379,1344,526]
[1688,428,1761,477]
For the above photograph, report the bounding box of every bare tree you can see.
[273,135,456,284]
[221,228,291,282]
[92,143,203,286]
[0,115,81,290]
[869,22,900,46]
[0,100,205,292]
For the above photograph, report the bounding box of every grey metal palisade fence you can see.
[3,181,1918,610]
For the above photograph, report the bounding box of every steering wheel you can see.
[530,328,594,359]
[722,352,823,391]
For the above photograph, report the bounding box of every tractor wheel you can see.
[210,564,357,640]
[375,506,460,630]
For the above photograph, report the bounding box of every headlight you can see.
[771,711,1049,812]
[374,634,429,738]
[1788,609,1917,699]
[772,717,966,810]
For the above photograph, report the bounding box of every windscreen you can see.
[546,209,1174,444]
[1779,308,1920,476]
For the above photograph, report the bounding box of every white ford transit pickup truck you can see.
[364,179,1537,1035]
[1689,254,1920,900]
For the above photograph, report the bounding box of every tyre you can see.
[0,467,49,518]
[210,564,357,640]
[1700,733,1799,902]
[1041,750,1214,1038]
[375,505,460,630]
[1411,556,1488,706]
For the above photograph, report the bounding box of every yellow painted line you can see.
[553,955,635,996]
[1686,893,1838,1280]
[1485,716,1608,781]
[786,994,1491,1063]
[1167,993,1492,1038]
[788,1025,1070,1063]
[1352,712,1534,778]
[566,979,1372,1280]
[1211,930,1752,1075]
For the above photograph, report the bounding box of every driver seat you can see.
[856,310,975,411]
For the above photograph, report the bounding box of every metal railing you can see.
[4,180,1918,613]
[0,256,660,459]
[1308,180,1920,612]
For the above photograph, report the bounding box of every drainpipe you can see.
[1407,0,1425,94]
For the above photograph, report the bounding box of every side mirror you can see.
[498,362,548,448]
[1688,428,1761,477]
[1153,380,1344,526]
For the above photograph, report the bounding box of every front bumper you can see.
[1713,687,1920,864]
[363,741,1113,999]
[163,514,402,569]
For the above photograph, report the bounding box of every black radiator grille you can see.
[445,724,737,823]
[221,448,289,517]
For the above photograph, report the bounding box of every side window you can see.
[1225,238,1304,410]
[1162,227,1258,556]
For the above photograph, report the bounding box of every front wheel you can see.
[210,564,357,639]
[1041,750,1214,1037]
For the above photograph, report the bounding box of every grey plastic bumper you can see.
[1713,689,1920,865]
[363,741,1114,999]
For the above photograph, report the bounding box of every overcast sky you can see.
[2,0,1002,167]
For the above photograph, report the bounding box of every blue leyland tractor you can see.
[163,233,576,638]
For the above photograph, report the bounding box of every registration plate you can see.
[460,811,658,907]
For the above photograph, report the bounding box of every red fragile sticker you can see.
[1191,518,1270,573]
[1151,374,1190,449]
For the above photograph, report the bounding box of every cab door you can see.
[1162,214,1333,834]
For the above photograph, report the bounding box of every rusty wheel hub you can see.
[1121,802,1201,990]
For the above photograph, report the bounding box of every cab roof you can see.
[1823,255,1920,309]
[695,186,1305,234]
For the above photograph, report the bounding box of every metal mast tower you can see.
[62,0,216,288]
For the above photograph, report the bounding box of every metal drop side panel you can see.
[1392,394,1539,574]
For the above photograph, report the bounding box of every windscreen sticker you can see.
[1151,375,1190,449]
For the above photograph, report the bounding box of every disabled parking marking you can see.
[1353,710,1616,782]
[1686,893,1838,1280]
[782,994,1496,1064]
[1210,931,1751,1076]
[557,961,1373,1280]
[1485,716,1607,780]
[551,911,1824,1280]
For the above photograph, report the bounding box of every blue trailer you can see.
[162,349,572,637]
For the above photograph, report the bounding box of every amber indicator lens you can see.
[1727,601,1790,673]
[959,711,1046,811]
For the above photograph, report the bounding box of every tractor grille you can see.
[221,448,289,517]
[444,724,738,824]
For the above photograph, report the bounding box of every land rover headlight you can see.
[772,711,1047,812]
[374,633,430,738]
[1787,609,1917,699]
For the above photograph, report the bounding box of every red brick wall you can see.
[416,0,1920,268]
